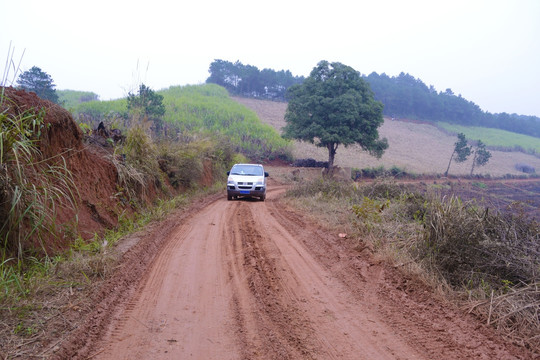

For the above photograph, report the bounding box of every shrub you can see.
[287,178,357,200]
[515,163,536,174]
[418,195,539,289]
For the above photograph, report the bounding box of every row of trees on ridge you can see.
[366,72,540,138]
[206,59,304,100]
[207,60,540,139]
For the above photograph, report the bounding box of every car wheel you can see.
[227,194,233,201]
[260,195,265,201]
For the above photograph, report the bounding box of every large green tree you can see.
[16,66,59,103]
[283,60,388,170]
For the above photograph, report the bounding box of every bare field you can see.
[233,97,540,177]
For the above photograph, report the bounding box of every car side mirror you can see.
[264,172,269,177]
[227,171,230,176]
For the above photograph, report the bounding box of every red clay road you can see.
[57,183,529,359]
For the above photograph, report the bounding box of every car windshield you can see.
[230,165,263,176]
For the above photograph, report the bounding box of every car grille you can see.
[237,182,254,190]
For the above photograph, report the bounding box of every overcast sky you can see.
[2,0,539,117]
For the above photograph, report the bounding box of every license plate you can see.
[240,190,250,195]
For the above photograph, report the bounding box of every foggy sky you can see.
[2,0,540,117]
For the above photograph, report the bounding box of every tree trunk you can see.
[470,151,477,176]
[445,150,455,177]
[327,143,338,171]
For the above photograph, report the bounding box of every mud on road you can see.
[55,183,530,359]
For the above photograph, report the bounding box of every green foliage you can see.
[470,140,492,175]
[127,84,165,135]
[72,98,128,129]
[157,139,208,189]
[352,197,390,223]
[16,66,59,104]
[284,60,388,169]
[471,181,488,189]
[206,59,305,100]
[353,165,411,179]
[366,72,540,138]
[70,84,291,162]
[286,178,358,200]
[445,133,471,176]
[161,84,292,162]
[455,133,472,162]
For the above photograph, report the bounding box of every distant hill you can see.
[233,96,540,177]
[207,60,540,139]
[365,72,540,138]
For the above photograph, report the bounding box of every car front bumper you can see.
[227,185,266,197]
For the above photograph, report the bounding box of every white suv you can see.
[227,163,269,201]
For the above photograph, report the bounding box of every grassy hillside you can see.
[436,122,540,154]
[72,84,292,162]
[233,97,540,177]
[58,89,100,109]
[161,85,291,161]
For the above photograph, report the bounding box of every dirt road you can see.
[63,183,528,359]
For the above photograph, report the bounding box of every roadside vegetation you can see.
[2,57,537,356]
[73,84,292,163]
[0,81,290,356]
[1,81,286,303]
[284,177,540,353]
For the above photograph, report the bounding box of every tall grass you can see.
[285,177,540,351]
[162,84,292,161]
[71,84,293,162]
[72,98,128,129]
[1,94,77,260]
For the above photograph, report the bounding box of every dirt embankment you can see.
[50,181,532,359]
[2,88,125,248]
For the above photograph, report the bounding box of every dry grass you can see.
[283,177,540,354]
[233,97,540,177]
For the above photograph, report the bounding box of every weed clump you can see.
[286,176,540,351]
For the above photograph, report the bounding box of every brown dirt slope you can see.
[233,96,540,177]
[2,87,126,249]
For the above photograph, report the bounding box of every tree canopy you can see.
[283,60,388,169]
[16,66,59,104]
[365,72,540,138]
[445,133,472,176]
[206,59,304,100]
[470,140,492,175]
